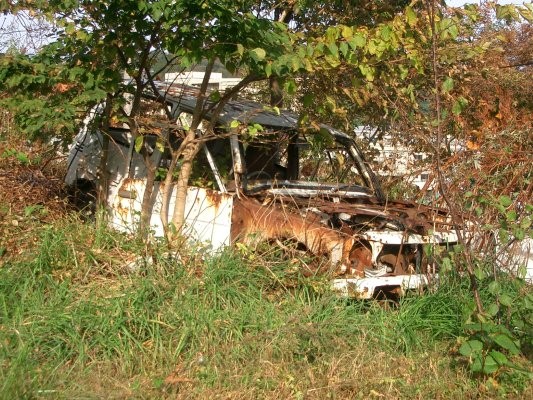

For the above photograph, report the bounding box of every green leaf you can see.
[498,228,509,244]
[452,97,468,115]
[474,267,484,280]
[380,25,392,41]
[406,6,417,27]
[367,39,377,55]
[303,94,313,108]
[489,350,508,366]
[499,195,512,207]
[325,26,338,42]
[499,294,513,307]
[486,303,499,317]
[152,6,163,22]
[235,44,244,56]
[440,257,452,273]
[265,63,272,77]
[482,354,499,374]
[134,136,144,153]
[348,33,366,49]
[291,56,302,72]
[496,5,519,23]
[399,65,409,79]
[493,333,520,355]
[339,42,349,58]
[471,356,483,372]
[442,77,454,93]
[459,339,483,356]
[230,120,240,129]
[506,210,517,222]
[327,43,339,58]
[440,18,459,39]
[209,91,221,102]
[303,58,313,72]
[359,64,375,81]
[488,281,501,295]
[284,79,297,94]
[324,55,340,68]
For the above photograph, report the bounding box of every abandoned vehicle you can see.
[65,82,461,298]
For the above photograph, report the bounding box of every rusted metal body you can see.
[226,185,458,298]
[66,81,464,298]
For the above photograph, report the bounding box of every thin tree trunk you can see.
[426,0,483,314]
[97,134,110,208]
[170,132,201,234]
[126,76,155,236]
[160,142,184,242]
[96,95,113,227]
[168,58,216,244]
[139,150,158,234]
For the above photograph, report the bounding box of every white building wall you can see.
[354,127,430,189]
[164,72,241,92]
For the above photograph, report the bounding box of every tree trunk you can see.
[96,134,110,209]
[166,57,215,246]
[169,131,201,235]
[96,95,113,229]
[138,148,159,234]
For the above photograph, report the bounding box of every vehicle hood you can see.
[245,179,457,239]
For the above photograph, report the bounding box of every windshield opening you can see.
[242,129,368,189]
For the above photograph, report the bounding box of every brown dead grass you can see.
[56,348,533,400]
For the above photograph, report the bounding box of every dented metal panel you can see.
[230,197,355,270]
[182,188,233,249]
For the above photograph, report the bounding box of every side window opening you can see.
[190,137,232,189]
[155,111,232,191]
[243,129,298,181]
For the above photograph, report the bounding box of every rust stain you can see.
[205,189,223,209]
[114,199,130,218]
[347,243,372,277]
[231,198,359,273]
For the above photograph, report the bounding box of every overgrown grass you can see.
[0,211,531,399]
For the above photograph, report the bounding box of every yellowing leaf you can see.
[265,63,272,77]
[348,33,366,49]
[341,25,353,39]
[250,47,266,61]
[327,43,339,58]
[406,6,417,27]
[442,77,454,93]
[155,139,165,153]
[134,136,144,153]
